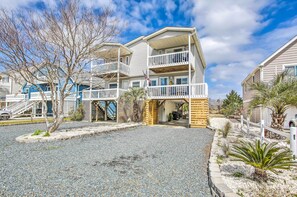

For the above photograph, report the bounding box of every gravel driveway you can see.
[0,122,214,196]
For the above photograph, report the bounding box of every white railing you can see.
[92,62,129,76]
[30,91,76,101]
[148,51,189,67]
[147,83,208,99]
[6,94,28,102]
[191,83,208,98]
[82,88,127,100]
[30,91,52,101]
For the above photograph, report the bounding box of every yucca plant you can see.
[230,139,295,181]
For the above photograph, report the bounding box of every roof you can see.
[242,35,297,85]
[124,36,145,47]
[143,27,196,41]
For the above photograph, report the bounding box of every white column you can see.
[116,47,120,123]
[146,42,150,89]
[188,33,192,127]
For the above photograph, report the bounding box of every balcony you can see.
[30,91,77,101]
[92,62,129,78]
[147,83,208,99]
[6,94,28,102]
[148,51,194,73]
[82,89,127,100]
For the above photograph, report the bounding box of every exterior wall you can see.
[192,44,204,83]
[126,39,148,77]
[242,38,297,126]
[262,39,297,83]
[242,69,260,102]
[158,101,176,122]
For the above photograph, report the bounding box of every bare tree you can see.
[0,0,118,133]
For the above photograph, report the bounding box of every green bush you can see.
[233,172,244,178]
[69,104,85,121]
[168,113,173,122]
[43,132,50,137]
[32,129,44,136]
[230,139,296,181]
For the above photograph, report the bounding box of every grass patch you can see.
[233,172,244,178]
[31,129,44,136]
[0,118,54,126]
[43,132,50,137]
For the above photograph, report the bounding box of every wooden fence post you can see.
[240,115,243,131]
[247,117,250,134]
[260,119,265,144]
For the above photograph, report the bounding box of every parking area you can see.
[0,123,213,196]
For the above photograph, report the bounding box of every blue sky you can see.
[1,0,297,99]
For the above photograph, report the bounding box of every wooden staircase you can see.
[190,98,209,128]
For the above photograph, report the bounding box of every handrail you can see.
[148,50,189,58]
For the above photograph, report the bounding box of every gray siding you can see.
[262,39,297,82]
[127,40,148,77]
[242,69,260,101]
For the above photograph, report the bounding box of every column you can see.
[188,33,192,128]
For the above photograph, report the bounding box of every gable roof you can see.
[242,35,297,85]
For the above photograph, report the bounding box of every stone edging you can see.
[16,123,142,143]
[207,127,238,197]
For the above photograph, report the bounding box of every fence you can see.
[240,115,290,144]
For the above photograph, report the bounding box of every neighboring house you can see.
[5,67,90,117]
[82,27,209,128]
[0,72,22,109]
[242,35,297,127]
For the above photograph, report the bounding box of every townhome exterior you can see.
[242,35,297,127]
[82,27,209,128]
[4,67,88,118]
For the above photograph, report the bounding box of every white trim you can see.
[282,63,297,70]
[159,77,169,85]
[130,80,141,88]
[174,76,188,85]
[260,35,297,66]
[149,78,158,86]
[124,36,145,47]
[108,82,117,89]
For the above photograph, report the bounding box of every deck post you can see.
[240,115,243,131]
[260,119,265,144]
[188,33,192,128]
[104,101,108,121]
[247,117,250,134]
[146,42,150,89]
[116,47,120,123]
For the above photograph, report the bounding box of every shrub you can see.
[232,172,244,178]
[168,113,173,122]
[69,104,85,121]
[230,139,296,181]
[220,121,232,138]
[222,142,230,157]
[43,132,50,137]
[32,129,44,136]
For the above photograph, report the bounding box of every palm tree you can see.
[249,71,297,130]
[230,139,295,181]
[121,87,146,122]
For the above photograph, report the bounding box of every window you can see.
[175,77,188,85]
[1,76,9,83]
[131,81,140,88]
[120,57,123,63]
[125,56,129,65]
[150,79,158,86]
[109,83,117,89]
[284,65,297,76]
[252,75,255,82]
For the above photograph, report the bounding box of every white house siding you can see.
[126,39,148,77]
[191,44,204,83]
[262,39,297,83]
[242,38,297,125]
